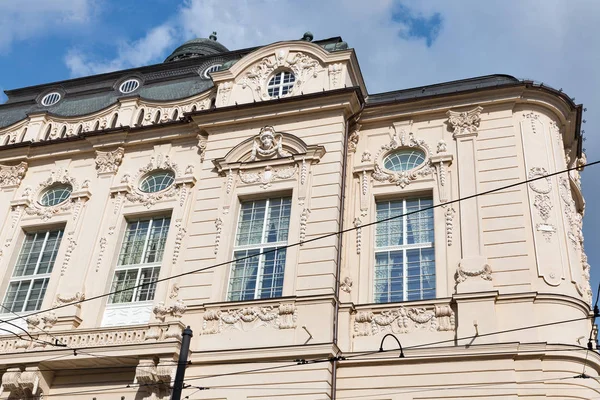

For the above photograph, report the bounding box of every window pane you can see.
[24,278,48,311]
[375,201,403,248]
[228,249,260,301]
[109,269,138,304]
[143,218,170,263]
[406,247,436,301]
[406,198,433,244]
[136,267,160,302]
[265,198,291,243]
[374,251,403,303]
[259,248,286,298]
[236,200,266,246]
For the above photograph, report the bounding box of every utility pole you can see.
[171,326,193,400]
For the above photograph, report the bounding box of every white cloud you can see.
[61,0,600,291]
[0,0,95,53]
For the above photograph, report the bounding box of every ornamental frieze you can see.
[202,303,298,334]
[353,305,455,337]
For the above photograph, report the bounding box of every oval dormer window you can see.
[39,184,73,207]
[203,64,222,78]
[267,71,295,98]
[41,92,61,106]
[383,149,426,172]
[119,79,140,94]
[139,170,175,193]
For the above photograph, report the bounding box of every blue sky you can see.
[1,0,599,302]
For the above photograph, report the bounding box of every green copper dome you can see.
[164,32,229,62]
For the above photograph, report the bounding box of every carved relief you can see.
[300,158,307,185]
[328,63,342,89]
[152,299,187,323]
[455,263,492,284]
[558,176,581,249]
[197,133,208,162]
[241,50,322,101]
[95,147,124,175]
[444,206,455,246]
[447,106,483,137]
[226,168,234,194]
[1,368,42,399]
[371,130,433,188]
[348,126,360,153]
[53,292,85,308]
[218,81,233,105]
[354,217,362,254]
[340,277,353,293]
[249,126,290,161]
[214,218,223,255]
[354,305,455,337]
[528,167,556,241]
[61,234,76,276]
[523,112,540,134]
[239,165,297,189]
[202,303,298,334]
[0,162,27,187]
[361,150,371,162]
[299,208,310,245]
[172,220,186,265]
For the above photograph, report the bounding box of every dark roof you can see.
[366,74,521,105]
[164,37,230,62]
[0,36,349,129]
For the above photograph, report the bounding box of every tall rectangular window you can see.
[374,197,435,303]
[228,197,291,301]
[2,229,64,313]
[109,217,171,304]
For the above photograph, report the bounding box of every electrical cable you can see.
[1,161,597,326]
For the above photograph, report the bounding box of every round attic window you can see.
[39,184,73,207]
[203,64,222,78]
[383,149,426,172]
[139,170,175,193]
[41,92,61,106]
[119,79,141,94]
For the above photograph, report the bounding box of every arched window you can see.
[110,113,118,129]
[137,109,145,126]
[3,136,10,146]
[383,149,426,172]
[19,128,27,142]
[44,124,52,140]
[76,125,83,135]
[139,170,175,193]
[191,105,197,112]
[171,109,178,121]
[59,126,67,138]
[267,71,296,98]
[39,184,73,207]
[93,121,100,131]
[154,111,161,124]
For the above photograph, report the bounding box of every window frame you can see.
[138,170,175,194]
[266,71,296,98]
[373,196,435,303]
[108,216,171,304]
[2,228,64,313]
[227,197,292,301]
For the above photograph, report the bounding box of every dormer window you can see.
[203,64,222,78]
[267,71,295,98]
[40,92,61,106]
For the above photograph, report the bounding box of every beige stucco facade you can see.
[0,37,595,399]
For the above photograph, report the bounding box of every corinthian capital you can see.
[447,106,483,138]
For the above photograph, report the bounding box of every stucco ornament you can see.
[444,206,455,246]
[528,167,556,242]
[340,277,353,293]
[53,291,85,308]
[202,303,298,334]
[241,49,322,101]
[0,161,27,187]
[239,165,297,189]
[455,263,493,284]
[249,126,290,161]
[446,106,483,137]
[371,130,433,188]
[22,167,88,221]
[95,147,124,175]
[353,305,455,337]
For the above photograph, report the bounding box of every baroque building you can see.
[0,32,595,399]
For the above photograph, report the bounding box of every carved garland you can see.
[202,303,298,334]
[354,305,455,337]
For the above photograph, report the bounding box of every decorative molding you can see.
[172,220,186,265]
[353,217,362,254]
[218,81,233,106]
[353,305,455,337]
[1,368,42,399]
[455,263,492,284]
[299,208,310,245]
[53,291,85,308]
[300,158,307,185]
[197,133,208,163]
[523,112,540,134]
[95,147,124,175]
[447,106,483,137]
[371,130,433,188]
[328,63,342,89]
[558,176,582,249]
[169,284,179,300]
[340,277,353,293]
[239,165,297,189]
[361,150,371,163]
[226,168,234,194]
[437,139,448,153]
[0,162,27,187]
[202,303,298,334]
[444,206,455,246]
[348,125,360,153]
[528,167,556,241]
[249,126,290,161]
[214,218,223,255]
[241,50,322,101]
[152,299,187,323]
[580,251,593,305]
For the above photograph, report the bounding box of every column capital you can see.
[447,106,483,138]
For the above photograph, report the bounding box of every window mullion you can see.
[131,268,143,302]
[21,280,33,313]
[139,219,153,265]
[402,200,408,301]
[255,250,265,299]
[33,231,50,276]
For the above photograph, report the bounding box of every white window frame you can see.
[228,197,291,301]
[41,92,61,106]
[119,79,140,94]
[374,197,435,303]
[2,229,64,313]
[108,216,170,304]
[267,71,296,98]
[203,64,222,78]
